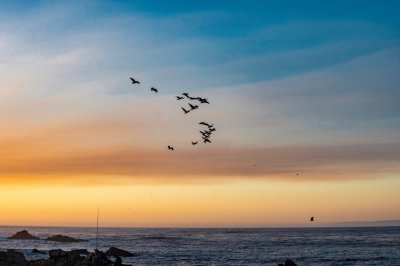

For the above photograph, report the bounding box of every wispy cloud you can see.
[0,2,399,185]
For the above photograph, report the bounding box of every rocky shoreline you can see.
[3,230,134,266]
[1,248,132,266]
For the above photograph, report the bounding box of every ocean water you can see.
[0,226,399,265]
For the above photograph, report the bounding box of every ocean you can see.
[1,226,399,265]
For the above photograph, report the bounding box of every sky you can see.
[0,0,399,227]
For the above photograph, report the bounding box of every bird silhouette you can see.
[188,103,198,110]
[150,87,158,93]
[310,217,314,222]
[167,146,174,151]
[198,98,210,104]
[176,96,184,100]
[200,130,211,137]
[191,141,198,145]
[203,138,211,144]
[208,127,216,132]
[182,92,191,98]
[181,107,190,114]
[130,77,140,84]
[199,122,212,127]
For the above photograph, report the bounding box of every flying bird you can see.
[199,122,212,127]
[167,146,174,151]
[182,92,191,98]
[150,87,158,93]
[130,77,140,84]
[310,217,314,222]
[191,141,198,145]
[200,130,211,137]
[176,96,184,100]
[203,138,211,144]
[198,98,210,104]
[181,107,190,114]
[188,103,198,110]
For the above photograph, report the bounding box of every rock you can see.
[32,249,45,254]
[46,234,88,243]
[92,250,110,265]
[29,259,53,266]
[1,249,130,266]
[115,256,122,266]
[6,249,28,266]
[7,230,39,240]
[0,251,7,261]
[285,259,297,266]
[49,249,67,259]
[70,249,89,256]
[105,247,134,257]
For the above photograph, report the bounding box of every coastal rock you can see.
[0,251,7,265]
[46,234,87,243]
[32,249,46,254]
[29,259,53,266]
[278,259,298,266]
[7,230,39,240]
[6,249,28,266]
[49,249,67,259]
[91,250,111,265]
[105,247,134,257]
[1,249,131,266]
[71,249,89,255]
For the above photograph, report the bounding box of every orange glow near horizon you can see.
[1,177,399,227]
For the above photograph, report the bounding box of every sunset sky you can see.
[0,1,399,227]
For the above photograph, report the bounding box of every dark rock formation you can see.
[5,250,28,266]
[46,234,88,243]
[278,259,298,266]
[0,251,7,266]
[29,259,53,266]
[0,249,131,266]
[105,247,134,257]
[71,249,89,255]
[7,230,39,240]
[32,249,45,254]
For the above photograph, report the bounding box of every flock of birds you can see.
[130,76,316,223]
[130,76,215,151]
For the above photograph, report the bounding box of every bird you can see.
[176,96,184,100]
[150,87,158,93]
[208,127,216,132]
[310,217,314,222]
[130,77,140,84]
[198,98,210,104]
[200,130,211,137]
[167,146,174,151]
[203,138,211,144]
[191,141,198,145]
[181,107,190,114]
[188,103,198,110]
[182,92,191,99]
[199,122,212,127]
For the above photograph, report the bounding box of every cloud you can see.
[1,140,399,184]
[0,2,399,185]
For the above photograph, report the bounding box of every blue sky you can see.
[0,0,399,181]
